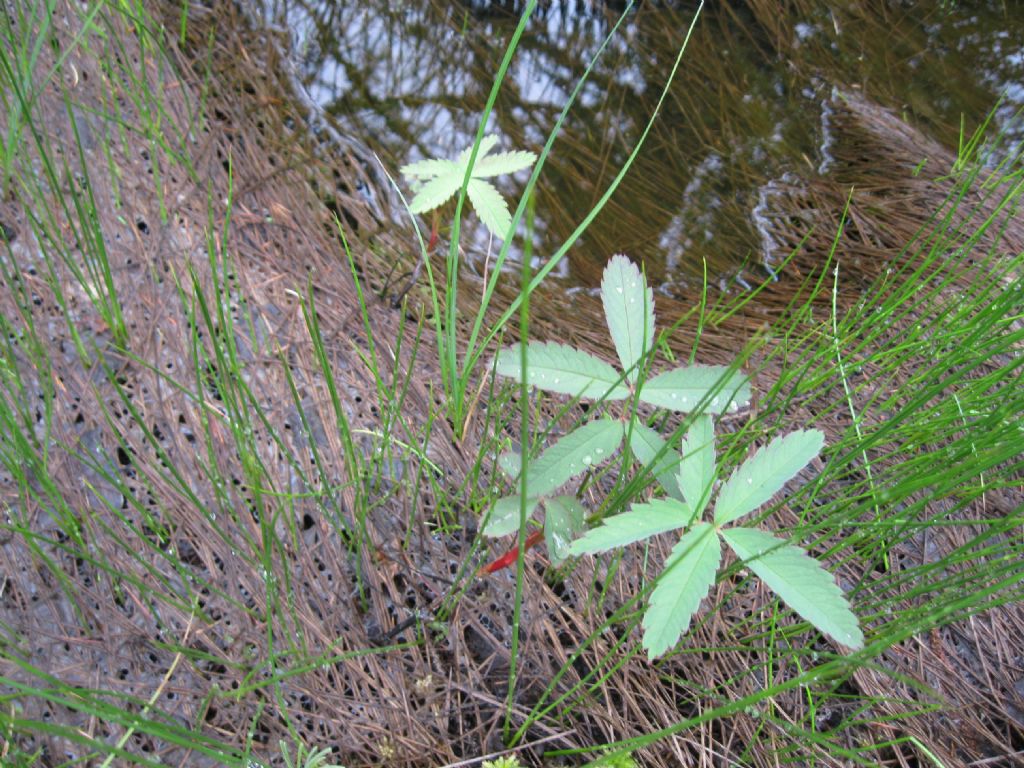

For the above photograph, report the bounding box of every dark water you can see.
[255,1,1024,290]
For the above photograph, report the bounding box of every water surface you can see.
[255,1,1024,290]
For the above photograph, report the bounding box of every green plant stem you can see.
[503,186,534,738]
[462,1,705,395]
[444,0,536,435]
[460,1,635,379]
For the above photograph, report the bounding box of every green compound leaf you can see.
[544,495,586,564]
[495,341,630,400]
[628,423,685,502]
[637,365,751,414]
[714,429,825,526]
[601,254,654,384]
[721,527,864,649]
[678,414,716,520]
[525,418,623,498]
[467,178,513,239]
[642,523,721,659]
[568,498,691,556]
[400,135,536,240]
[484,495,540,537]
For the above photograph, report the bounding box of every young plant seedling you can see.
[484,417,622,565]
[569,416,864,658]
[487,254,863,658]
[485,255,750,565]
[401,135,537,240]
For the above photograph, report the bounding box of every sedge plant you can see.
[490,255,863,658]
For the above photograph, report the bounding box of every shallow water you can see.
[255,0,1023,289]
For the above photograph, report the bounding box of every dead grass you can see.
[0,2,1021,767]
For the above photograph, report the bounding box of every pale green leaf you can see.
[642,523,721,659]
[458,134,500,167]
[400,135,534,235]
[638,365,750,413]
[628,423,685,502]
[601,254,654,384]
[568,498,690,556]
[494,342,630,400]
[498,451,521,479]
[467,178,513,239]
[400,157,458,180]
[544,495,586,564]
[474,149,537,178]
[526,418,623,498]
[484,495,539,537]
[679,414,715,520]
[408,173,462,214]
[714,429,824,526]
[721,527,863,649]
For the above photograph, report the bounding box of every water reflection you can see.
[256,0,1023,289]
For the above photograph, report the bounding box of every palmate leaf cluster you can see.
[490,255,863,658]
[401,135,536,240]
[274,740,346,768]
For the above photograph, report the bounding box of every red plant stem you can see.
[480,529,544,575]
[426,215,439,252]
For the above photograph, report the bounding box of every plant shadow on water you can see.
[256,0,1023,290]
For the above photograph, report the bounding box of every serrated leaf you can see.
[642,523,721,659]
[467,178,513,238]
[408,173,462,214]
[714,429,824,526]
[568,498,690,556]
[601,255,654,384]
[474,148,537,177]
[400,157,458,180]
[638,365,751,414]
[544,495,586,564]
[721,527,863,649]
[494,342,630,400]
[458,134,500,166]
[526,418,623,498]
[679,414,715,520]
[484,495,540,537]
[628,423,685,502]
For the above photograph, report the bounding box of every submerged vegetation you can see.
[0,1,1021,767]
